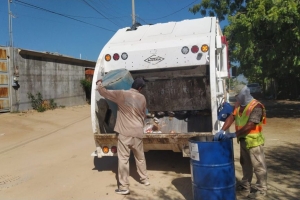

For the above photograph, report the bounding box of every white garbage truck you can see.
[91,17,230,158]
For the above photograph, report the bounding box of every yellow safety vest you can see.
[233,99,266,149]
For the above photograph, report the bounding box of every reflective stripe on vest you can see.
[233,99,266,148]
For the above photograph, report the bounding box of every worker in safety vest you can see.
[214,84,267,199]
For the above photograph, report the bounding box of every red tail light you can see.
[111,146,117,153]
[191,45,199,53]
[113,53,119,61]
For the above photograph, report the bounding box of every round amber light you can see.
[201,45,209,52]
[102,146,109,153]
[105,54,111,61]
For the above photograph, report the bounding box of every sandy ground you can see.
[0,101,299,200]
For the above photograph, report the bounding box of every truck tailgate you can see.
[94,132,213,145]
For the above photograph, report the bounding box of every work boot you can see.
[248,190,267,199]
[236,185,250,197]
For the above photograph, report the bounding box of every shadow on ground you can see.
[144,150,190,173]
[264,143,300,199]
[261,100,300,118]
[93,150,190,174]
[129,150,191,186]
[92,140,300,199]
[122,151,192,200]
[172,177,193,200]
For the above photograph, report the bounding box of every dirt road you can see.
[0,102,299,200]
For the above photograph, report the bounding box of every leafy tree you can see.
[189,0,249,22]
[190,0,300,99]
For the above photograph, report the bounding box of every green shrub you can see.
[27,92,44,112]
[27,92,58,112]
[80,79,92,103]
[49,99,57,110]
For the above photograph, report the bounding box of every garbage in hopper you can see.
[143,117,162,134]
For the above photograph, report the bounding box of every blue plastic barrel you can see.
[218,102,233,122]
[189,136,236,200]
[101,69,134,117]
[102,68,134,90]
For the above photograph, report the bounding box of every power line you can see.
[81,0,121,28]
[98,0,131,18]
[10,4,126,20]
[91,0,120,18]
[143,0,198,21]
[90,0,130,25]
[14,0,116,32]
[65,14,128,20]
[136,16,150,25]
[144,0,159,11]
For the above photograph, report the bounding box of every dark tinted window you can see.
[247,83,259,87]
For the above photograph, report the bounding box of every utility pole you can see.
[8,0,19,108]
[131,0,136,25]
[8,0,13,47]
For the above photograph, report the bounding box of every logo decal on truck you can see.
[144,55,164,65]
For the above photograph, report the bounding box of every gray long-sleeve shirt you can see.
[97,82,146,138]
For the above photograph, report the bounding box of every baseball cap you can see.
[132,77,145,89]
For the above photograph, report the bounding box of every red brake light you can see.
[111,146,117,153]
[191,45,199,53]
[113,53,119,61]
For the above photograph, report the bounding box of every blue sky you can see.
[0,0,228,61]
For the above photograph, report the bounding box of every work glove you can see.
[223,132,237,140]
[213,130,225,141]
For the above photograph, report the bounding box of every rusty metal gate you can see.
[0,47,10,112]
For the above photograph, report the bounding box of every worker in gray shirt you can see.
[96,77,150,195]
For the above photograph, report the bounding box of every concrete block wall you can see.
[9,48,95,112]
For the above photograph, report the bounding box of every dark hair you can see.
[131,77,145,90]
